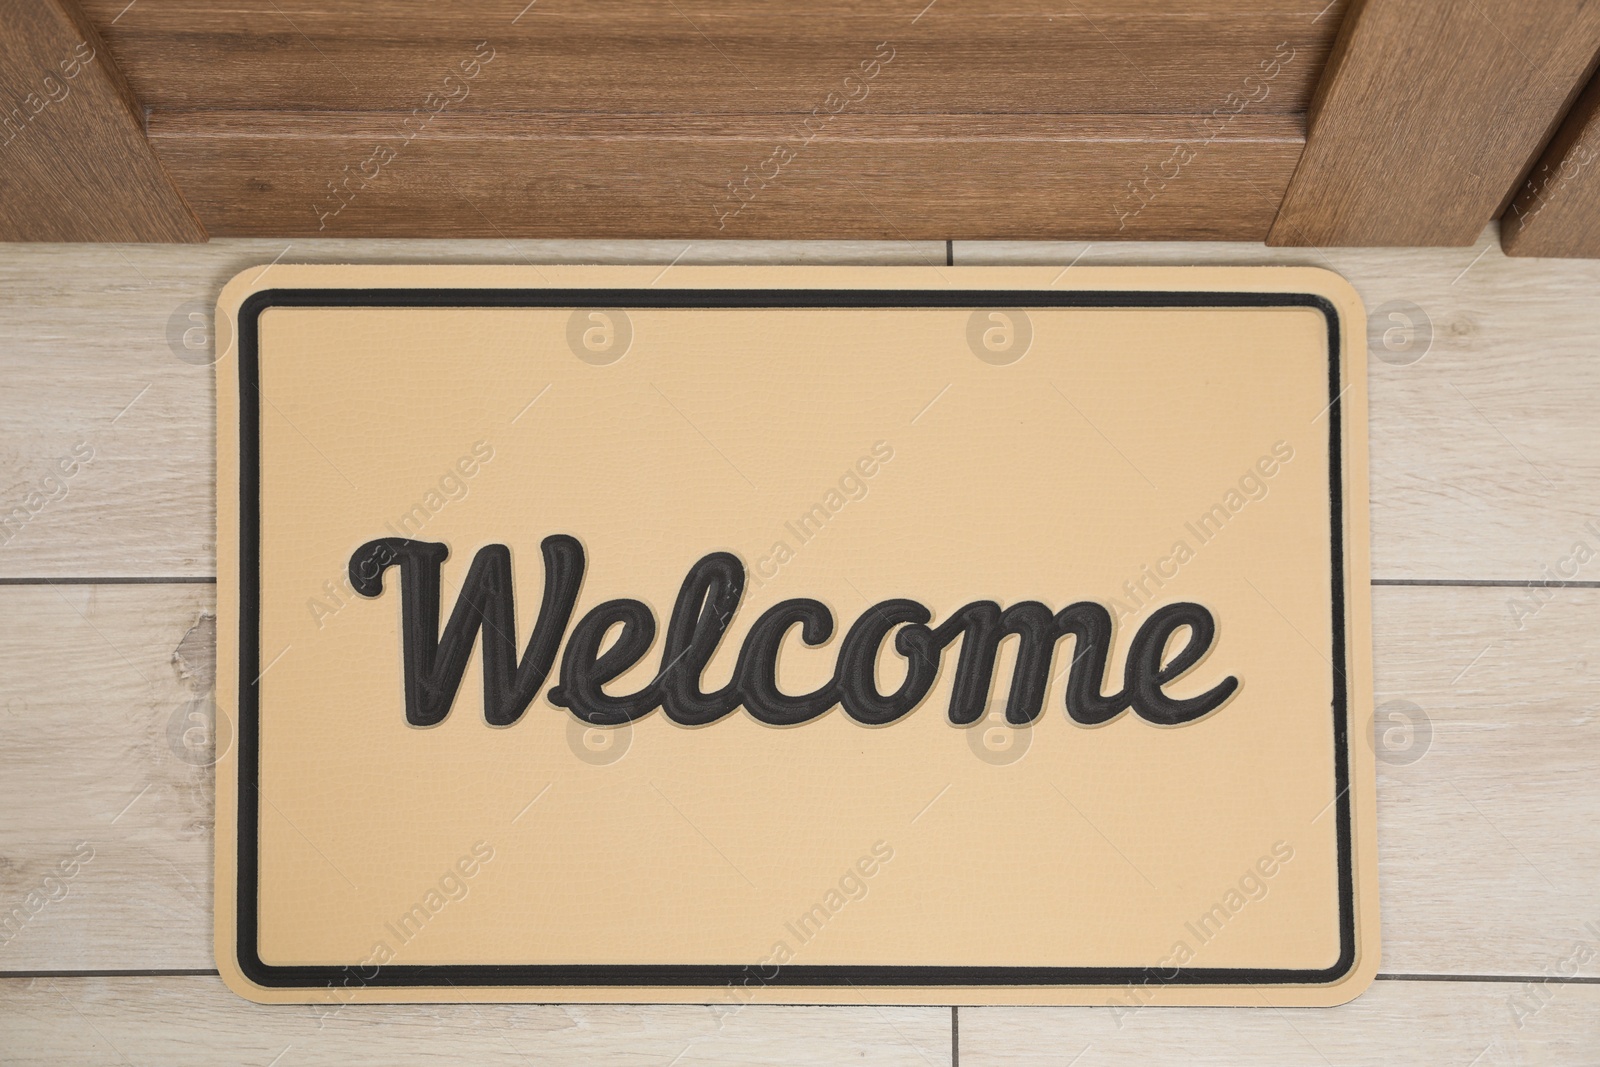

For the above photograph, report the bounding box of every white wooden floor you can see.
[2,228,1598,1064]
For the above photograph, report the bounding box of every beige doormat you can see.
[213,265,1375,1007]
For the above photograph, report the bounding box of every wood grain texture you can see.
[1369,585,1600,977]
[1502,71,1600,257]
[8,229,1598,581]
[0,585,214,972]
[3,583,1598,978]
[960,981,1600,1065]
[4,977,1595,1067]
[144,112,1305,240]
[69,0,1342,242]
[0,976,951,1067]
[0,0,203,242]
[1268,0,1600,247]
[79,0,1345,116]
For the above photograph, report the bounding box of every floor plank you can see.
[0,975,950,1067]
[0,584,214,971]
[3,582,1597,978]
[959,980,1600,1066]
[1370,584,1600,976]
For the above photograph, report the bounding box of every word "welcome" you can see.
[349,536,1239,732]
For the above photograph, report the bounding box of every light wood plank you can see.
[144,112,1303,239]
[4,582,1599,978]
[1502,71,1600,258]
[956,227,1600,582]
[1370,583,1600,977]
[0,975,951,1067]
[0,0,203,242]
[960,980,1600,1065]
[0,584,214,971]
[1267,0,1600,246]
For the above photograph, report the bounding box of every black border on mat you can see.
[234,287,1353,990]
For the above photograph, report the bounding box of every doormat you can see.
[214,265,1376,1007]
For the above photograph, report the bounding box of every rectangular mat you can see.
[214,265,1376,1006]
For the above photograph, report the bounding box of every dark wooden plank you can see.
[1502,70,1600,257]
[0,0,204,242]
[81,0,1345,117]
[145,111,1305,240]
[1268,0,1600,247]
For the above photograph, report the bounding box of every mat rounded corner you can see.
[215,942,283,1005]
[1280,267,1368,342]
[214,275,1378,1006]
[213,268,283,372]
[1306,938,1381,1007]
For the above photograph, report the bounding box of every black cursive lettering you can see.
[350,538,1238,732]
